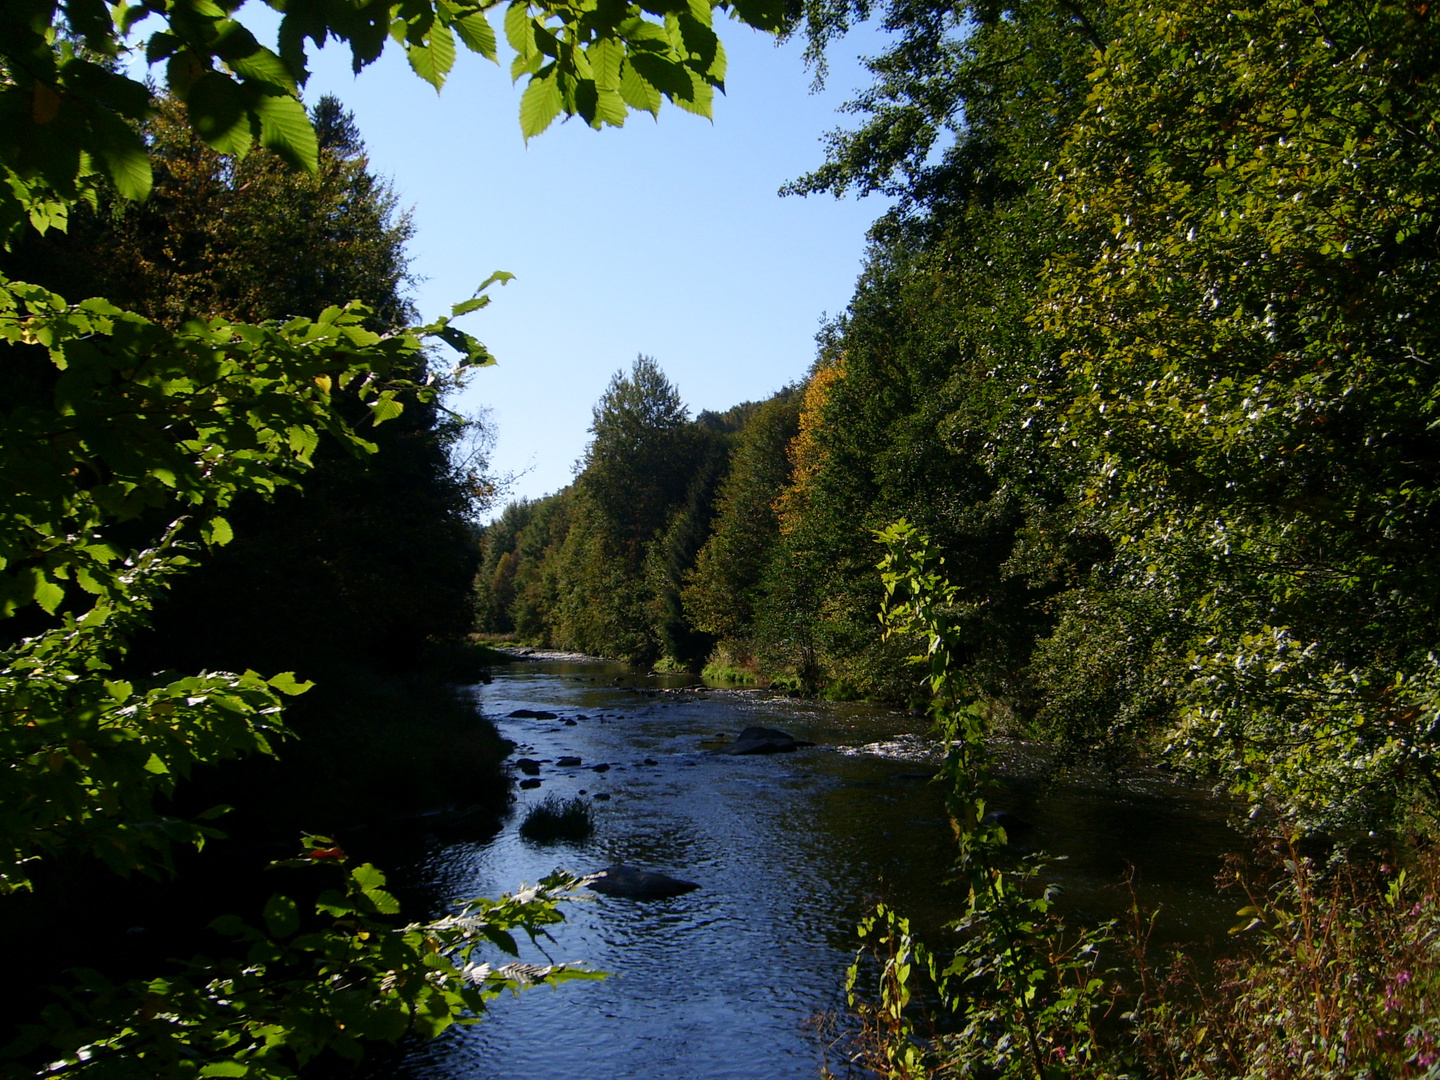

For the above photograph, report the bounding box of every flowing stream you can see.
[378,655,1244,1079]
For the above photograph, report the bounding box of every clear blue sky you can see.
[226,14,894,510]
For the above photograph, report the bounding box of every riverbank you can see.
[0,652,517,1054]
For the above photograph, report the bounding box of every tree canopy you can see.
[1,0,794,245]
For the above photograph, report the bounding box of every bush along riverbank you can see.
[835,525,1440,1080]
[0,643,523,1048]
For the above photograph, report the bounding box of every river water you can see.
[380,655,1243,1079]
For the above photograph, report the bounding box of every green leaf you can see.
[185,72,254,157]
[477,270,516,291]
[199,1061,249,1076]
[263,893,300,939]
[406,20,457,91]
[351,863,387,891]
[370,396,404,424]
[267,671,314,696]
[451,296,491,317]
[91,110,154,202]
[34,577,64,615]
[202,516,234,546]
[590,37,624,92]
[669,75,712,117]
[520,73,563,139]
[365,887,401,914]
[210,914,246,937]
[287,423,320,461]
[675,13,718,71]
[619,60,662,116]
[434,324,494,365]
[451,9,498,61]
[593,88,628,128]
[629,53,694,102]
[504,3,534,58]
[228,43,298,94]
[254,89,319,172]
[705,35,725,85]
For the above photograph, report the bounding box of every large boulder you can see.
[712,726,813,756]
[585,865,699,900]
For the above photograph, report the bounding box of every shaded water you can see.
[384,657,1243,1079]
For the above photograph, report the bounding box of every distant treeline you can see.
[477,359,806,681]
[479,0,1440,839]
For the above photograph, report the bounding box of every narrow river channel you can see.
[379,654,1244,1079]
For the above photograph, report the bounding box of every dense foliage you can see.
[477,1,1440,1070]
[483,0,1440,827]
[478,355,757,665]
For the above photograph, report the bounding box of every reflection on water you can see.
[381,658,1241,1079]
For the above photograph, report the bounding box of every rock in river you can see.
[712,726,815,756]
[508,709,559,720]
[585,865,699,900]
[981,810,1035,835]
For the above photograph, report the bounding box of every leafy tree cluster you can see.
[481,0,1440,840]
[7,92,484,683]
[478,355,765,666]
[1,0,809,1073]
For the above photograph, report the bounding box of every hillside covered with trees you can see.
[481,0,1440,833]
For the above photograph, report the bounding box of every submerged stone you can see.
[585,865,699,900]
[713,726,815,756]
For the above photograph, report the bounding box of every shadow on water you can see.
[362,657,1244,1080]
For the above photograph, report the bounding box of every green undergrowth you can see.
[700,659,771,686]
[845,834,1440,1080]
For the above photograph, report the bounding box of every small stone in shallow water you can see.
[515,758,541,776]
[557,756,582,767]
[508,709,559,720]
[519,778,542,789]
[592,763,610,773]
[563,719,578,726]
[641,758,659,767]
[592,792,611,801]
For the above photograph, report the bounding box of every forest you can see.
[2,0,1438,1076]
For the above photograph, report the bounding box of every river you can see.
[375,654,1243,1079]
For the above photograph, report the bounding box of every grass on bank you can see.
[519,795,595,844]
